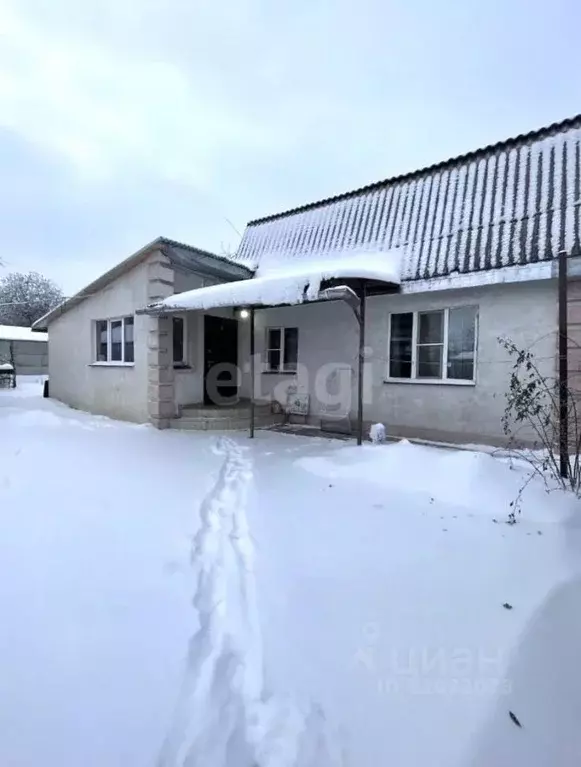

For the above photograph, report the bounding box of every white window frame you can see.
[265,327,298,373]
[386,307,478,385]
[172,315,188,367]
[93,316,135,366]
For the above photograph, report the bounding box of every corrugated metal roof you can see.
[158,238,252,279]
[236,114,581,281]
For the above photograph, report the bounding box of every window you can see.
[94,317,135,364]
[417,311,444,378]
[266,327,298,372]
[111,320,122,361]
[387,307,477,382]
[124,317,134,363]
[172,316,186,366]
[447,307,477,380]
[389,313,413,378]
[96,320,108,362]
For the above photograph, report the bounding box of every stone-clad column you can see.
[146,251,175,429]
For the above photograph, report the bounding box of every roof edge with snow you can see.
[0,325,48,343]
[33,238,253,330]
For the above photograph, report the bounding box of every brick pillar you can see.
[146,252,175,429]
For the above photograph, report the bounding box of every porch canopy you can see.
[140,252,402,444]
[143,253,401,315]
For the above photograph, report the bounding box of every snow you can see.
[0,362,14,370]
[155,254,402,312]
[0,324,48,342]
[552,140,564,253]
[477,156,495,268]
[369,422,386,443]
[1,384,581,766]
[450,164,468,270]
[490,152,506,262]
[526,143,540,257]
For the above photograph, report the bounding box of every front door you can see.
[204,315,239,404]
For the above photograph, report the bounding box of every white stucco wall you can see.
[50,252,556,441]
[252,279,558,444]
[47,261,152,422]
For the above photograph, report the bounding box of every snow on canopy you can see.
[0,325,48,343]
[234,115,581,283]
[153,253,401,312]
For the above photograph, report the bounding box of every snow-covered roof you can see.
[0,325,48,343]
[233,114,581,285]
[152,254,400,312]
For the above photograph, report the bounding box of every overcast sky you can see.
[1,0,580,294]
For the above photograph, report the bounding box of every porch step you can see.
[169,410,283,431]
[178,402,273,419]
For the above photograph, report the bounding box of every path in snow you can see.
[157,436,344,767]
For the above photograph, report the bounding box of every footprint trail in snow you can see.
[157,436,344,767]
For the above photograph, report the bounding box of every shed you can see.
[0,325,49,375]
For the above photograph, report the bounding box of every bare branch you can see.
[498,335,581,500]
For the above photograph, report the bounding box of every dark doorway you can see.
[204,315,239,404]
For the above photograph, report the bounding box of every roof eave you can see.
[33,237,252,330]
[33,237,168,329]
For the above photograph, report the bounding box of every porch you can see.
[170,399,283,431]
[141,256,401,442]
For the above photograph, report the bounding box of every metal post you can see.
[249,307,255,439]
[558,249,569,478]
[357,282,367,446]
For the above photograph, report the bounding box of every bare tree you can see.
[498,336,581,521]
[0,272,64,327]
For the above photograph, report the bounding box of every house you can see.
[0,325,48,376]
[33,239,256,425]
[34,114,581,445]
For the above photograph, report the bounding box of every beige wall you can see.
[251,279,558,444]
[48,259,153,422]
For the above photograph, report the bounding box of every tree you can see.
[0,272,64,327]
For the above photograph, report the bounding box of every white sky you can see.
[1,0,580,294]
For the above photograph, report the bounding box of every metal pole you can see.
[249,307,255,439]
[558,249,569,478]
[357,282,367,446]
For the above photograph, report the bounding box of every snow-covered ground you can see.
[1,381,581,766]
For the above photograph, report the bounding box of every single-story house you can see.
[0,325,48,376]
[34,114,581,445]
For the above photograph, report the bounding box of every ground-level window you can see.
[265,327,298,372]
[95,317,134,363]
[387,307,477,381]
[173,316,187,366]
